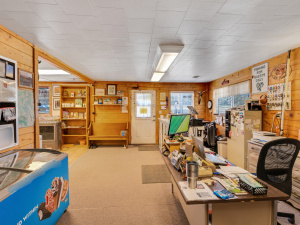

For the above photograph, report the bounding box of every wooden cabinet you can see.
[60,85,90,145]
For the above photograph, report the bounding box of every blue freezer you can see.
[0,149,69,225]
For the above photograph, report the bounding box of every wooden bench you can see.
[87,122,129,148]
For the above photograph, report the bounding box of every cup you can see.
[186,161,198,189]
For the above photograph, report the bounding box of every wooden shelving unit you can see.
[60,85,90,145]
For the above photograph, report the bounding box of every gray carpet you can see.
[142,164,171,184]
[138,145,159,151]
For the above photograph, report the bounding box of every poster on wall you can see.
[252,62,268,94]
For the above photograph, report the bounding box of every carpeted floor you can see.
[56,145,189,225]
[142,164,171,184]
[138,145,159,151]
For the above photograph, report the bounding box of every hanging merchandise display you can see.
[267,82,291,111]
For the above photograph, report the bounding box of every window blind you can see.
[213,80,250,99]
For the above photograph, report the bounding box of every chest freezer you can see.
[0,149,69,225]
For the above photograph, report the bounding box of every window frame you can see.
[170,91,194,114]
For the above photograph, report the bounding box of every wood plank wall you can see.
[208,47,300,139]
[92,81,208,144]
[0,26,35,151]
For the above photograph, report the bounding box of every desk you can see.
[164,138,186,153]
[161,154,289,225]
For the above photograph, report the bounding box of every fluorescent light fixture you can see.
[151,44,184,82]
[156,53,180,72]
[151,72,164,82]
[38,70,69,75]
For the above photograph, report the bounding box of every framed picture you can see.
[53,98,60,110]
[53,85,60,96]
[95,88,105,96]
[0,59,6,78]
[18,69,34,89]
[107,84,116,95]
[5,62,15,79]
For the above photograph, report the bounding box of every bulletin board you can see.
[0,55,18,150]
[18,89,34,128]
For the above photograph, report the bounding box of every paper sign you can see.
[252,62,268,94]
[140,108,147,114]
[122,97,128,105]
[245,119,251,124]
[160,92,166,100]
[160,102,166,105]
[253,119,260,125]
[161,106,167,110]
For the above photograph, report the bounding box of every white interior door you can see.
[131,90,156,144]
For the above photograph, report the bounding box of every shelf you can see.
[93,95,124,97]
[62,134,86,137]
[61,107,86,109]
[62,119,86,121]
[62,97,86,99]
[62,127,86,129]
[93,104,126,106]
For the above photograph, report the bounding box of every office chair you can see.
[256,138,300,224]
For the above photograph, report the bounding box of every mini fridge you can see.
[0,149,69,225]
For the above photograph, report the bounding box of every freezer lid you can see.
[0,148,66,171]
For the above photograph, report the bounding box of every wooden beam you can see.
[33,47,40,148]
[35,46,95,84]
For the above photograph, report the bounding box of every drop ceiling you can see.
[1,0,300,83]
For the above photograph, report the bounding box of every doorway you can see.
[131,90,156,144]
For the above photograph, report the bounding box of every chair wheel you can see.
[288,218,295,224]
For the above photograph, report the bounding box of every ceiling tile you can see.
[7,12,49,28]
[207,13,243,29]
[102,25,128,38]
[0,18,27,33]
[75,16,103,31]
[90,0,125,8]
[219,0,262,15]
[130,43,150,51]
[154,11,185,28]
[24,0,57,3]
[157,0,192,12]
[197,29,227,41]
[1,0,32,12]
[174,34,198,45]
[125,0,157,10]
[127,18,154,33]
[56,0,93,16]
[177,20,208,35]
[25,27,62,40]
[152,27,177,39]
[214,35,241,46]
[129,33,152,44]
[81,30,106,41]
[109,38,131,47]
[185,1,224,21]
[190,40,214,49]
[94,8,127,25]
[47,21,79,34]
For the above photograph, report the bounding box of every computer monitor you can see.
[192,135,206,159]
[168,114,191,138]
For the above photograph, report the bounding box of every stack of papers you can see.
[179,181,218,201]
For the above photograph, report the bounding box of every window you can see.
[38,87,49,114]
[217,93,250,114]
[213,81,250,114]
[136,93,151,118]
[171,92,194,114]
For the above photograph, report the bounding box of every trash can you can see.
[217,141,227,158]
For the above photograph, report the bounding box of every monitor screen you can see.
[168,114,191,136]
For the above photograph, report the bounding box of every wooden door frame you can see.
[33,46,95,148]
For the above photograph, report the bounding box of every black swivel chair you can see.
[256,138,300,224]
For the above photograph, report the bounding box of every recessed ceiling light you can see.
[151,72,164,82]
[38,70,69,75]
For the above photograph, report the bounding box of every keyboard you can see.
[205,153,228,165]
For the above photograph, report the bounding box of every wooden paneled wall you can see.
[92,81,208,144]
[0,26,35,151]
[208,47,300,139]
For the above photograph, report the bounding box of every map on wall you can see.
[18,89,34,128]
